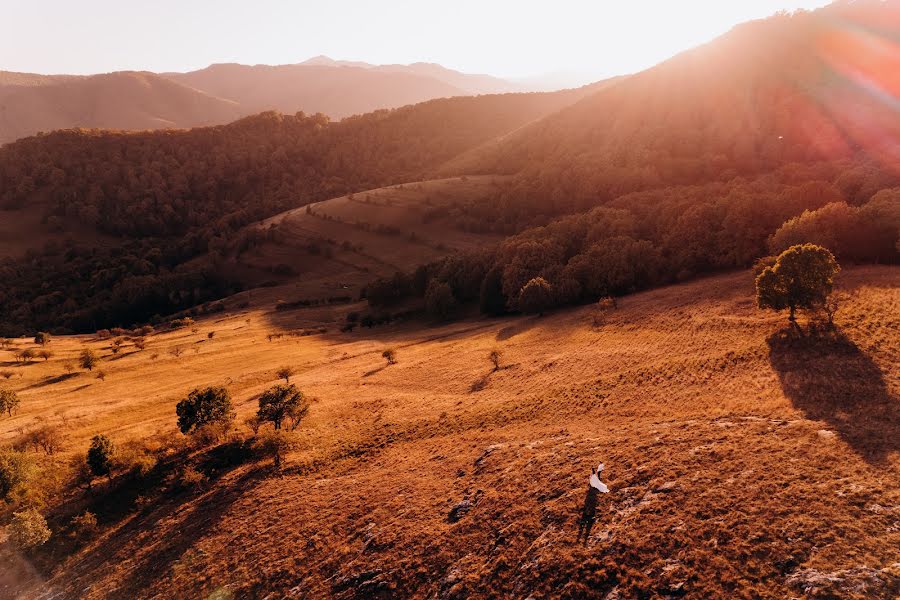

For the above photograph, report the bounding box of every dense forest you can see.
[366,164,899,318]
[0,91,585,334]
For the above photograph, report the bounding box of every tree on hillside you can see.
[176,387,235,435]
[0,450,29,502]
[86,434,114,479]
[34,332,50,346]
[755,244,840,325]
[489,349,503,372]
[518,277,554,316]
[276,366,294,384]
[7,508,51,550]
[0,389,20,417]
[257,384,309,431]
[382,348,397,366]
[425,280,458,321]
[80,348,98,371]
[479,265,507,316]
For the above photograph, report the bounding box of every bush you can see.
[253,429,297,470]
[80,348,98,371]
[8,508,51,550]
[756,244,840,324]
[276,366,294,384]
[257,384,310,431]
[87,434,115,479]
[26,425,65,455]
[0,389,20,417]
[70,511,99,540]
[382,348,397,365]
[0,450,29,502]
[34,332,50,346]
[176,387,235,435]
[518,277,554,315]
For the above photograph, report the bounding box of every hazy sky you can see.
[3,1,832,84]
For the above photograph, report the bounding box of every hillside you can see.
[165,60,524,120]
[230,177,505,297]
[0,71,242,145]
[440,2,900,226]
[0,266,896,598]
[0,90,589,334]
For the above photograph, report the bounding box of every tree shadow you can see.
[25,372,79,389]
[496,317,539,342]
[363,365,388,378]
[767,326,899,465]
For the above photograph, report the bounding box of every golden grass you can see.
[1,266,897,598]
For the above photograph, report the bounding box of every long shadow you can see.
[767,326,899,465]
[25,372,79,389]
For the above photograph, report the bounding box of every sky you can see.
[3,1,833,85]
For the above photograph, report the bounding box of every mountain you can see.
[0,59,530,145]
[0,71,242,145]
[163,62,470,120]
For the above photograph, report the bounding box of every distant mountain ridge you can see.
[0,58,531,145]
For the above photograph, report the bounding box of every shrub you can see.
[87,434,115,479]
[70,511,99,540]
[26,425,65,455]
[253,429,297,470]
[177,466,207,491]
[79,348,98,371]
[0,389,20,417]
[176,387,235,434]
[207,331,215,340]
[489,349,502,371]
[382,348,397,365]
[133,337,146,351]
[0,450,29,502]
[518,277,554,315]
[257,384,310,431]
[38,350,52,361]
[756,244,840,324]
[0,371,13,379]
[96,370,107,382]
[34,332,50,346]
[8,508,51,549]
[96,329,111,340]
[276,366,294,384]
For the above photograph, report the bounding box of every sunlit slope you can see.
[1,266,896,598]
[229,176,505,296]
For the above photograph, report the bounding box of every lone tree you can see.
[756,244,840,325]
[276,366,294,384]
[87,434,114,479]
[489,349,502,371]
[34,332,51,346]
[80,348,98,371]
[382,348,397,366]
[0,389,20,417]
[257,384,309,431]
[176,386,235,434]
[518,277,554,316]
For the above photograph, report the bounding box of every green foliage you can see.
[175,386,235,434]
[8,508,51,549]
[756,244,841,322]
[87,434,115,478]
[518,277,554,315]
[0,450,29,502]
[257,384,309,431]
[0,389,20,417]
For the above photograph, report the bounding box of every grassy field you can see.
[0,266,897,598]
[230,176,505,299]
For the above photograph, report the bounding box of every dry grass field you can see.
[0,266,897,599]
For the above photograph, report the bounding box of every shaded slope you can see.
[1,266,896,598]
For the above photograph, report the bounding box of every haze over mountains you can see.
[0,57,530,145]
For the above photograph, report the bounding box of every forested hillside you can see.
[0,90,588,334]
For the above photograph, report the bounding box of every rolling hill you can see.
[0,59,531,146]
[0,71,242,145]
[0,266,896,598]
